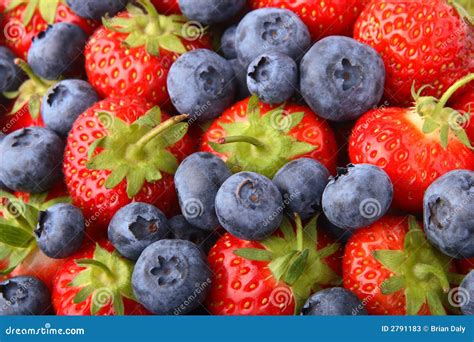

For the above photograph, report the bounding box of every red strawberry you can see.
[249,0,371,41]
[63,97,196,234]
[451,88,474,144]
[354,0,473,105]
[1,0,97,59]
[343,216,459,315]
[152,0,181,14]
[84,0,210,107]
[52,241,149,315]
[349,74,474,212]
[207,215,342,315]
[0,59,56,133]
[200,96,338,177]
[0,182,70,288]
[456,257,474,275]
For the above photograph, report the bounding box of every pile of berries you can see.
[0,0,473,316]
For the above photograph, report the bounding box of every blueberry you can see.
[178,0,246,25]
[221,25,237,59]
[108,202,170,261]
[0,276,50,315]
[0,134,9,191]
[28,23,87,80]
[132,239,211,315]
[235,8,310,67]
[34,203,84,259]
[460,271,474,315]
[41,80,99,138]
[167,49,236,122]
[247,52,297,104]
[320,215,353,245]
[0,127,64,193]
[423,170,474,258]
[322,164,393,230]
[66,0,128,20]
[175,152,231,230]
[273,158,329,220]
[168,215,220,253]
[301,287,367,316]
[215,171,283,240]
[230,59,250,100]
[0,46,24,92]
[300,36,385,122]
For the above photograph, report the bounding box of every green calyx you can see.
[69,244,136,315]
[234,214,341,314]
[209,95,317,178]
[413,73,474,149]
[6,0,62,26]
[448,0,473,25]
[102,0,207,55]
[86,107,189,198]
[373,216,458,315]
[0,190,70,274]
[3,59,58,119]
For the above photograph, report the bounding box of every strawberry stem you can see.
[217,136,266,148]
[134,114,188,148]
[294,213,304,252]
[435,73,474,113]
[14,59,48,88]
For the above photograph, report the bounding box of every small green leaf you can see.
[124,31,147,48]
[413,264,449,291]
[5,0,27,11]
[246,95,260,123]
[422,116,439,133]
[135,107,162,127]
[284,249,309,285]
[234,248,273,261]
[261,236,288,253]
[68,269,91,287]
[454,127,472,148]
[144,167,163,183]
[87,150,120,170]
[439,124,449,148]
[2,91,20,99]
[157,34,186,54]
[268,251,297,281]
[380,275,405,294]
[87,137,105,160]
[22,0,39,25]
[426,292,446,315]
[151,150,179,175]
[302,215,318,246]
[0,224,34,248]
[372,250,406,273]
[113,295,125,316]
[38,0,59,24]
[126,169,145,198]
[29,97,40,119]
[318,243,340,259]
[405,286,425,315]
[73,284,95,304]
[91,289,112,315]
[105,164,129,189]
[279,216,295,241]
[146,37,160,55]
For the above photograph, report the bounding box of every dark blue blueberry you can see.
[272,158,329,220]
[168,215,220,253]
[178,0,246,24]
[301,287,367,316]
[167,49,236,122]
[28,23,87,80]
[0,276,50,315]
[108,202,170,261]
[175,152,231,230]
[221,25,237,59]
[235,8,310,67]
[0,134,10,191]
[215,171,283,240]
[66,0,128,20]
[34,203,84,259]
[247,52,297,104]
[230,59,250,100]
[300,36,385,122]
[0,46,24,92]
[132,239,211,315]
[460,271,474,315]
[322,164,393,230]
[41,80,99,138]
[0,127,64,193]
[423,170,474,258]
[320,215,353,245]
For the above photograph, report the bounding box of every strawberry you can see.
[354,0,473,105]
[200,96,338,178]
[451,87,474,144]
[206,215,342,315]
[63,97,196,234]
[343,216,461,315]
[456,257,474,274]
[1,59,56,133]
[248,0,371,41]
[1,0,97,59]
[349,74,474,212]
[152,0,181,14]
[52,241,149,315]
[0,183,70,288]
[84,0,210,107]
